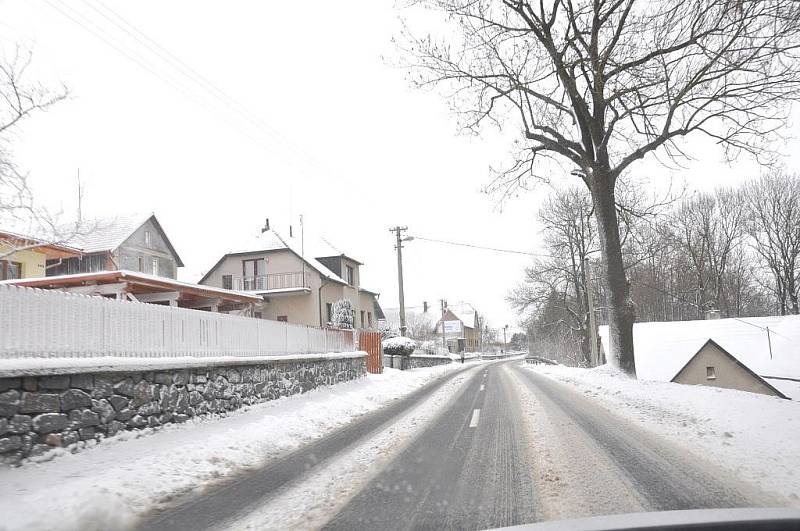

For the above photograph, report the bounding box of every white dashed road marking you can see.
[469,409,480,428]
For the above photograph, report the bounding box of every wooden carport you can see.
[5,269,262,313]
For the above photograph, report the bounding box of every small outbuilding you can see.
[671,339,788,399]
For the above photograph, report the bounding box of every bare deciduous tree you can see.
[400,0,800,374]
[744,170,800,315]
[0,47,83,262]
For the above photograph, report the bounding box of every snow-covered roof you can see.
[55,213,184,267]
[62,213,151,254]
[383,306,439,330]
[209,228,348,285]
[599,315,800,399]
[448,302,478,329]
[1,269,261,303]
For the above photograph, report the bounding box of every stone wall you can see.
[383,354,452,370]
[0,354,366,464]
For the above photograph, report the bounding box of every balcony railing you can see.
[234,272,309,292]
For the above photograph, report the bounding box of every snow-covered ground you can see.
[525,363,800,504]
[0,364,471,531]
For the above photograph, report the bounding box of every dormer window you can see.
[346,265,355,285]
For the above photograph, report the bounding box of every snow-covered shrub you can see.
[420,340,439,355]
[383,336,416,356]
[378,321,398,340]
[331,298,354,329]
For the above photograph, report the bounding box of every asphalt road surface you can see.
[142,360,775,531]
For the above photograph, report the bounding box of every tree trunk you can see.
[589,174,637,376]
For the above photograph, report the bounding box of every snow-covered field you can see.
[525,363,800,504]
[0,364,469,531]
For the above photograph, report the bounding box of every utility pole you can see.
[503,324,508,353]
[440,298,447,352]
[584,257,599,367]
[390,226,409,336]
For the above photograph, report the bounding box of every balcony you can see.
[234,272,310,292]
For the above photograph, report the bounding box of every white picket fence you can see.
[0,284,354,360]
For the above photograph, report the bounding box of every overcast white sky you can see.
[2,1,798,332]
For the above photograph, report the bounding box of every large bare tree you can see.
[400,0,800,374]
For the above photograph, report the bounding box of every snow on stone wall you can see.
[0,285,354,362]
[0,354,366,464]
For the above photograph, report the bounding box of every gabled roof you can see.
[61,213,184,267]
[199,228,348,286]
[447,301,479,329]
[671,339,789,399]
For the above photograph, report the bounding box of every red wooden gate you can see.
[359,331,383,374]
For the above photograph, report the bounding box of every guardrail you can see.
[0,284,353,360]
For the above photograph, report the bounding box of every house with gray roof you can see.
[198,221,383,328]
[46,213,183,279]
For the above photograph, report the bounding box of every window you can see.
[706,366,716,380]
[151,257,159,276]
[254,311,263,319]
[138,256,145,272]
[222,275,233,290]
[360,310,365,327]
[242,259,263,289]
[144,230,152,248]
[277,315,288,322]
[368,312,372,327]
[326,303,333,323]
[0,260,22,280]
[346,265,355,285]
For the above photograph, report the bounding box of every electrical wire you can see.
[43,0,332,183]
[408,234,556,258]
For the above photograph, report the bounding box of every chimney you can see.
[261,218,270,233]
[423,301,428,313]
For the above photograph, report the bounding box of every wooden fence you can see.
[358,330,383,374]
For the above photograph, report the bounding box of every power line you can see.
[409,234,556,258]
[44,0,332,183]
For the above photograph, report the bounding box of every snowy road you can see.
[142,360,778,530]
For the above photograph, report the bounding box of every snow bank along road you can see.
[156,360,782,530]
[0,363,475,531]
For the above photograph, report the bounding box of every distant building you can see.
[599,315,800,399]
[199,224,383,328]
[46,213,184,279]
[0,229,81,280]
[385,300,482,352]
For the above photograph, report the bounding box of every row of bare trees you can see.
[510,171,800,366]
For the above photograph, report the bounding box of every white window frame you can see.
[151,257,159,276]
[144,230,152,248]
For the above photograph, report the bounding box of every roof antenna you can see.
[262,218,270,233]
[77,168,82,224]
